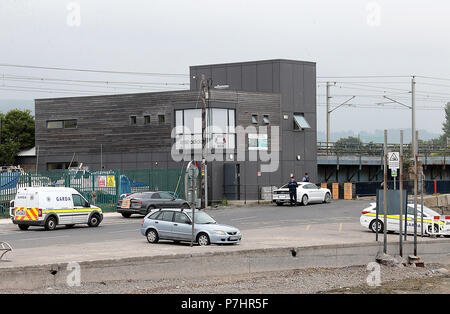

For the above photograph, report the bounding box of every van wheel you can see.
[88,214,101,227]
[45,217,57,231]
[18,224,29,231]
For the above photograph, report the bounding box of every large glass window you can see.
[175,108,236,150]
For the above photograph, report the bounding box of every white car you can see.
[360,202,450,236]
[272,182,332,206]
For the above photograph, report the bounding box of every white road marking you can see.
[339,223,343,232]
[306,225,311,231]
[230,216,257,221]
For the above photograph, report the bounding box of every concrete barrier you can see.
[1,239,449,291]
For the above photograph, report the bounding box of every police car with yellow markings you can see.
[360,202,450,236]
[10,187,103,231]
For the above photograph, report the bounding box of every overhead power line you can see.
[0,63,189,77]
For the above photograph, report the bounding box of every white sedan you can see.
[272,182,332,206]
[360,203,450,236]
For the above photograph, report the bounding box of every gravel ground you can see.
[1,263,449,294]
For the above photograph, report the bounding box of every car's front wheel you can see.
[121,213,131,218]
[146,229,159,244]
[323,193,331,203]
[197,233,210,246]
[88,214,101,227]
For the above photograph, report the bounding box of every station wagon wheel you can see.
[324,193,331,203]
[146,229,159,244]
[197,233,210,246]
[370,219,384,233]
[45,217,57,231]
[301,195,309,206]
[121,213,131,218]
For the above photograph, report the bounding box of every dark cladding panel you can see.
[211,66,227,87]
[226,65,242,90]
[279,62,294,111]
[242,64,257,92]
[303,64,317,114]
[293,63,305,110]
[256,62,273,93]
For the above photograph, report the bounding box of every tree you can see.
[334,136,363,153]
[0,109,35,165]
[440,102,450,145]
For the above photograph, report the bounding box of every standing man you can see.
[302,173,310,182]
[288,176,298,206]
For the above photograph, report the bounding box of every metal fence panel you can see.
[0,168,188,217]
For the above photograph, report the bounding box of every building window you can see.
[130,116,137,125]
[144,115,151,125]
[251,114,258,124]
[175,108,236,149]
[47,120,77,129]
[63,120,77,129]
[263,115,270,124]
[158,114,165,124]
[293,113,311,130]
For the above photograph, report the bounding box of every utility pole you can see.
[414,130,419,256]
[200,74,208,209]
[326,82,332,150]
[399,130,404,257]
[383,130,388,254]
[411,76,416,156]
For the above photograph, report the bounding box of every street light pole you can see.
[412,76,417,157]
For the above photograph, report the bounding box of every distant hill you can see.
[318,129,441,144]
[0,99,35,115]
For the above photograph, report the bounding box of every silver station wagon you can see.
[140,208,242,246]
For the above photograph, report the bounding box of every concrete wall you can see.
[1,239,449,290]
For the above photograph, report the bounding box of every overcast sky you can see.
[1,0,449,136]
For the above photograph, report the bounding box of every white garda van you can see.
[10,187,103,231]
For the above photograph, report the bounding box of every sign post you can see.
[186,161,199,247]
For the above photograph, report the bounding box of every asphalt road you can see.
[0,200,371,250]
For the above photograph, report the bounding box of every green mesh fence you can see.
[0,168,190,217]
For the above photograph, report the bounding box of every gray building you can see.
[35,59,317,202]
